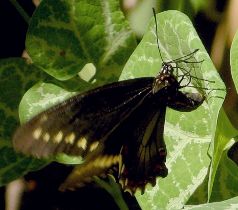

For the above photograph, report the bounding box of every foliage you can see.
[1,0,238,209]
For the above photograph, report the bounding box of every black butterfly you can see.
[13,9,205,194]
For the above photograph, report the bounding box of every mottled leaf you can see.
[0,58,49,186]
[120,10,225,209]
[184,196,238,210]
[26,0,137,81]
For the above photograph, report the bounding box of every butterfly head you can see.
[161,62,173,74]
[152,63,179,94]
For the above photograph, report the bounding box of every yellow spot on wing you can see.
[77,137,87,150]
[54,131,63,143]
[89,141,99,152]
[113,155,121,164]
[125,178,128,186]
[33,127,42,139]
[65,132,75,144]
[43,133,50,142]
[93,155,120,168]
[103,156,113,167]
[40,114,48,123]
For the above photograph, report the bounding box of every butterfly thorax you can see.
[152,63,179,94]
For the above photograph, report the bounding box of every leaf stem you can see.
[93,176,129,210]
[9,0,30,24]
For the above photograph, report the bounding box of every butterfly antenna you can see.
[182,85,225,91]
[206,88,226,100]
[169,49,199,63]
[152,8,165,64]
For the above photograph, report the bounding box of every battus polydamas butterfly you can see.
[13,9,205,194]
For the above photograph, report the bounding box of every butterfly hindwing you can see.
[13,78,153,158]
[115,94,168,193]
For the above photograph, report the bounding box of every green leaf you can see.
[26,0,137,81]
[0,146,46,185]
[186,172,209,204]
[18,82,78,123]
[230,29,238,92]
[208,109,238,199]
[209,142,238,202]
[206,28,238,202]
[0,57,49,143]
[158,0,209,16]
[187,109,238,203]
[184,196,238,209]
[93,176,129,210]
[120,10,225,209]
[55,153,84,165]
[0,58,49,186]
[159,0,195,18]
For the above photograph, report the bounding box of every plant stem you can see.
[9,0,30,24]
[93,176,129,210]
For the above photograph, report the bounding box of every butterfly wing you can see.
[60,92,168,194]
[13,78,153,158]
[60,90,206,193]
[117,95,168,194]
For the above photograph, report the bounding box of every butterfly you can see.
[13,9,205,194]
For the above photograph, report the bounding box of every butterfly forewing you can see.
[13,78,153,158]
